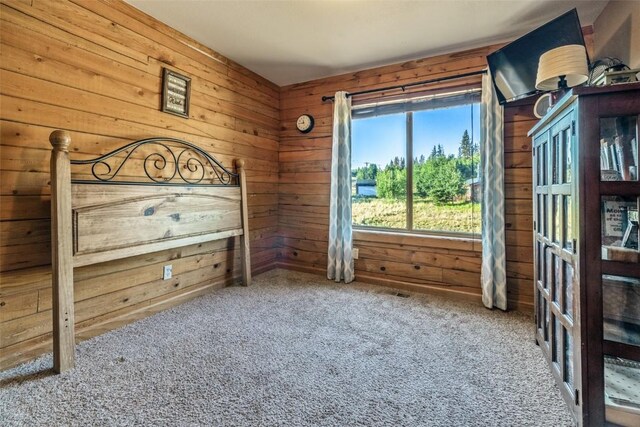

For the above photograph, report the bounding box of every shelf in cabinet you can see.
[599,182,640,196]
[602,260,640,276]
[602,246,640,263]
[604,340,640,361]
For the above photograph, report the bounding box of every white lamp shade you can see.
[535,44,589,90]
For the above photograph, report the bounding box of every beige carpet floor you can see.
[1,269,574,426]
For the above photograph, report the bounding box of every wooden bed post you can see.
[49,130,75,372]
[236,159,252,286]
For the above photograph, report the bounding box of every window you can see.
[351,90,481,236]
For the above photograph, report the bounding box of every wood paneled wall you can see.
[0,0,595,369]
[0,0,280,369]
[278,45,538,310]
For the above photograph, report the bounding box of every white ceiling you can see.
[126,0,609,86]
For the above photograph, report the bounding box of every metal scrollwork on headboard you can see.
[71,137,238,186]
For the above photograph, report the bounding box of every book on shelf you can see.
[602,198,639,261]
[601,141,611,169]
[621,220,638,249]
[610,144,621,173]
[603,201,631,239]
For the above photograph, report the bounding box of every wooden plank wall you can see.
[0,0,280,369]
[278,45,539,310]
[0,1,595,369]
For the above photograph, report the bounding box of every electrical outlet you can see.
[353,248,359,259]
[163,265,172,280]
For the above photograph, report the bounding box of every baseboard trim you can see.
[276,262,533,313]
[276,262,481,303]
[353,272,484,306]
[253,260,278,276]
[275,262,326,276]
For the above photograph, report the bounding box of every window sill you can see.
[352,228,481,253]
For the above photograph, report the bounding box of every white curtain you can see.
[480,71,507,310]
[327,91,354,283]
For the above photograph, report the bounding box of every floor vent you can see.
[375,289,411,298]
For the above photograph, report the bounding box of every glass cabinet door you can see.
[599,114,640,426]
[533,109,579,416]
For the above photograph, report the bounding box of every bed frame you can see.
[49,130,251,373]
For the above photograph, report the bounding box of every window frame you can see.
[351,89,482,240]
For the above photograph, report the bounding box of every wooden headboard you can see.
[48,130,251,373]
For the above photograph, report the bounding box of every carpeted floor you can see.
[1,269,574,426]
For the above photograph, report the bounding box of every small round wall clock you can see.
[296,114,315,133]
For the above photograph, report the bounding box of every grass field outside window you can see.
[352,196,481,234]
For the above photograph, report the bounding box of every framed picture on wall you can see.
[161,68,191,118]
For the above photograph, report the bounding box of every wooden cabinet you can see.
[529,83,640,427]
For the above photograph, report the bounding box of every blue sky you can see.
[352,103,480,169]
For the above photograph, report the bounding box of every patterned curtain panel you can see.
[327,91,355,283]
[480,71,507,310]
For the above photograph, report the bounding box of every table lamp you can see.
[536,44,589,98]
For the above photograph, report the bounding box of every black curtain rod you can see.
[321,69,487,102]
